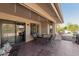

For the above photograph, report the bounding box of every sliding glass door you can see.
[16,24,25,43]
[2,23,15,45]
[0,20,25,47]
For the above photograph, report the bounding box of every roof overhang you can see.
[51,3,64,23]
[20,3,63,23]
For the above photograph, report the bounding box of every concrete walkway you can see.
[55,33,62,40]
[15,39,79,56]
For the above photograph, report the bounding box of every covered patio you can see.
[9,38,79,56]
[0,3,64,56]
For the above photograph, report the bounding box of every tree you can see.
[56,24,64,32]
[63,26,67,30]
[56,23,79,33]
[66,24,79,32]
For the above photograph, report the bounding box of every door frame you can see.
[15,23,26,43]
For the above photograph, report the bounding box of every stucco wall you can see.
[25,19,41,42]
[0,3,56,43]
[0,12,41,42]
[41,21,56,35]
[41,21,48,34]
[0,3,42,42]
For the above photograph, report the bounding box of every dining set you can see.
[31,33,56,45]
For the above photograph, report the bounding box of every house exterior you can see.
[0,3,63,47]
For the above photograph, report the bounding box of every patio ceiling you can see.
[20,3,63,23]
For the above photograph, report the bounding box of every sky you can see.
[61,3,79,25]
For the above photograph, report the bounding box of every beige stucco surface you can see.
[0,3,62,42]
[0,12,41,42]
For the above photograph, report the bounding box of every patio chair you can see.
[48,35,53,41]
[52,34,56,40]
[42,34,53,41]
[31,33,38,41]
[39,34,52,44]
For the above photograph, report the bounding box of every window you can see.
[30,23,39,34]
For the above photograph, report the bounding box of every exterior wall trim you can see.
[51,3,63,23]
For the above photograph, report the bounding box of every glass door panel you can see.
[2,23,15,45]
[30,23,37,34]
[30,23,39,34]
[16,24,25,43]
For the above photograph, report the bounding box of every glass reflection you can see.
[2,23,15,45]
[16,25,25,43]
